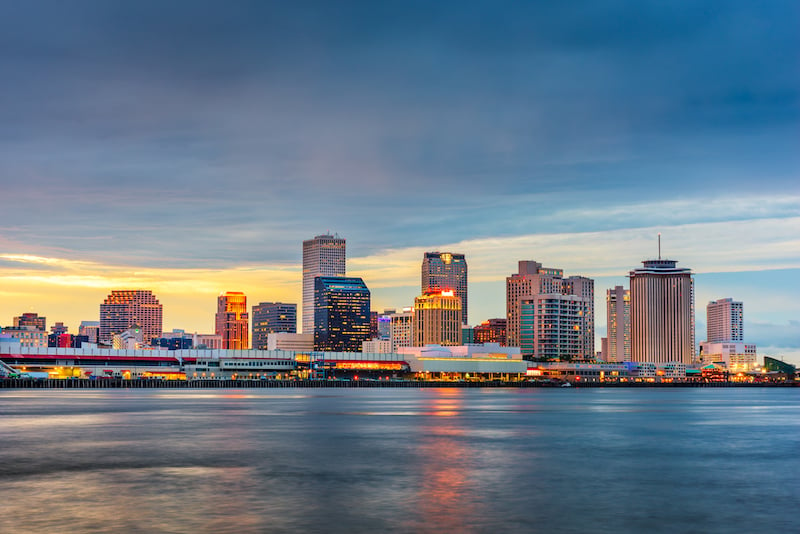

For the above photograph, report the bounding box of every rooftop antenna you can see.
[658,232,661,260]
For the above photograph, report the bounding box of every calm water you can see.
[1,388,798,533]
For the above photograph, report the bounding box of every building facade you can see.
[302,234,346,333]
[706,298,743,343]
[13,312,46,331]
[314,277,371,352]
[251,302,297,350]
[473,318,507,346]
[421,252,468,324]
[389,308,414,352]
[606,286,631,362]
[630,258,695,364]
[99,290,163,344]
[507,261,594,360]
[413,290,462,346]
[216,292,249,350]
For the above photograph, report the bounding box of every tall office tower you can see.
[216,292,249,350]
[706,298,743,343]
[99,290,163,344]
[251,302,297,350]
[630,254,695,364]
[606,286,631,362]
[413,289,463,346]
[390,308,414,351]
[302,234,346,333]
[473,318,507,345]
[421,252,468,324]
[314,277,371,352]
[13,312,46,331]
[506,261,594,359]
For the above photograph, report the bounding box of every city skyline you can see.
[0,2,797,362]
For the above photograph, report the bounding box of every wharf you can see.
[0,378,796,388]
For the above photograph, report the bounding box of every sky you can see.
[1,1,798,362]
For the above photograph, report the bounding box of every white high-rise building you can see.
[630,256,695,364]
[302,234,346,333]
[390,308,414,352]
[606,286,631,362]
[706,298,743,343]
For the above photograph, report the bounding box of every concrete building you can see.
[473,318,507,346]
[302,234,346,333]
[193,333,223,350]
[216,292,249,350]
[414,290,462,347]
[421,252,468,324]
[112,326,145,350]
[507,261,594,360]
[314,277,371,352]
[629,254,695,364]
[606,286,631,362]
[389,308,414,352]
[251,302,297,350]
[14,312,46,331]
[699,341,758,371]
[267,332,314,352]
[398,343,525,377]
[707,298,744,343]
[362,339,391,353]
[79,321,100,344]
[99,290,163,345]
[0,326,48,347]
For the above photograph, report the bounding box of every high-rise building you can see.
[99,290,163,344]
[413,289,462,346]
[79,321,100,344]
[13,312,46,331]
[302,234,346,333]
[606,286,631,362]
[630,255,695,364]
[506,261,594,359]
[251,302,297,350]
[421,252,468,324]
[706,298,743,343]
[473,318,507,345]
[216,292,249,350]
[314,277,371,352]
[389,308,414,352]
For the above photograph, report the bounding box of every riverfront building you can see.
[507,261,594,360]
[707,298,744,343]
[421,252,468,324]
[389,308,414,352]
[314,277,371,352]
[216,292,249,350]
[251,302,296,350]
[13,312,46,331]
[473,318,507,346]
[99,290,163,345]
[606,286,631,362]
[302,234,346,333]
[629,257,695,364]
[414,290,462,347]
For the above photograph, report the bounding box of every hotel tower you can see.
[629,240,695,364]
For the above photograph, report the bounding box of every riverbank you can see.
[1,378,796,388]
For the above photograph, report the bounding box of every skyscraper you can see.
[706,298,743,343]
[99,290,163,344]
[314,277,370,352]
[251,302,297,350]
[606,286,631,362]
[216,292,249,350]
[506,261,594,359]
[421,252,468,324]
[629,254,695,364]
[413,289,462,346]
[303,234,346,333]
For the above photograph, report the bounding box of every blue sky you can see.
[0,1,798,361]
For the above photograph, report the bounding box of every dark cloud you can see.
[0,1,798,264]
